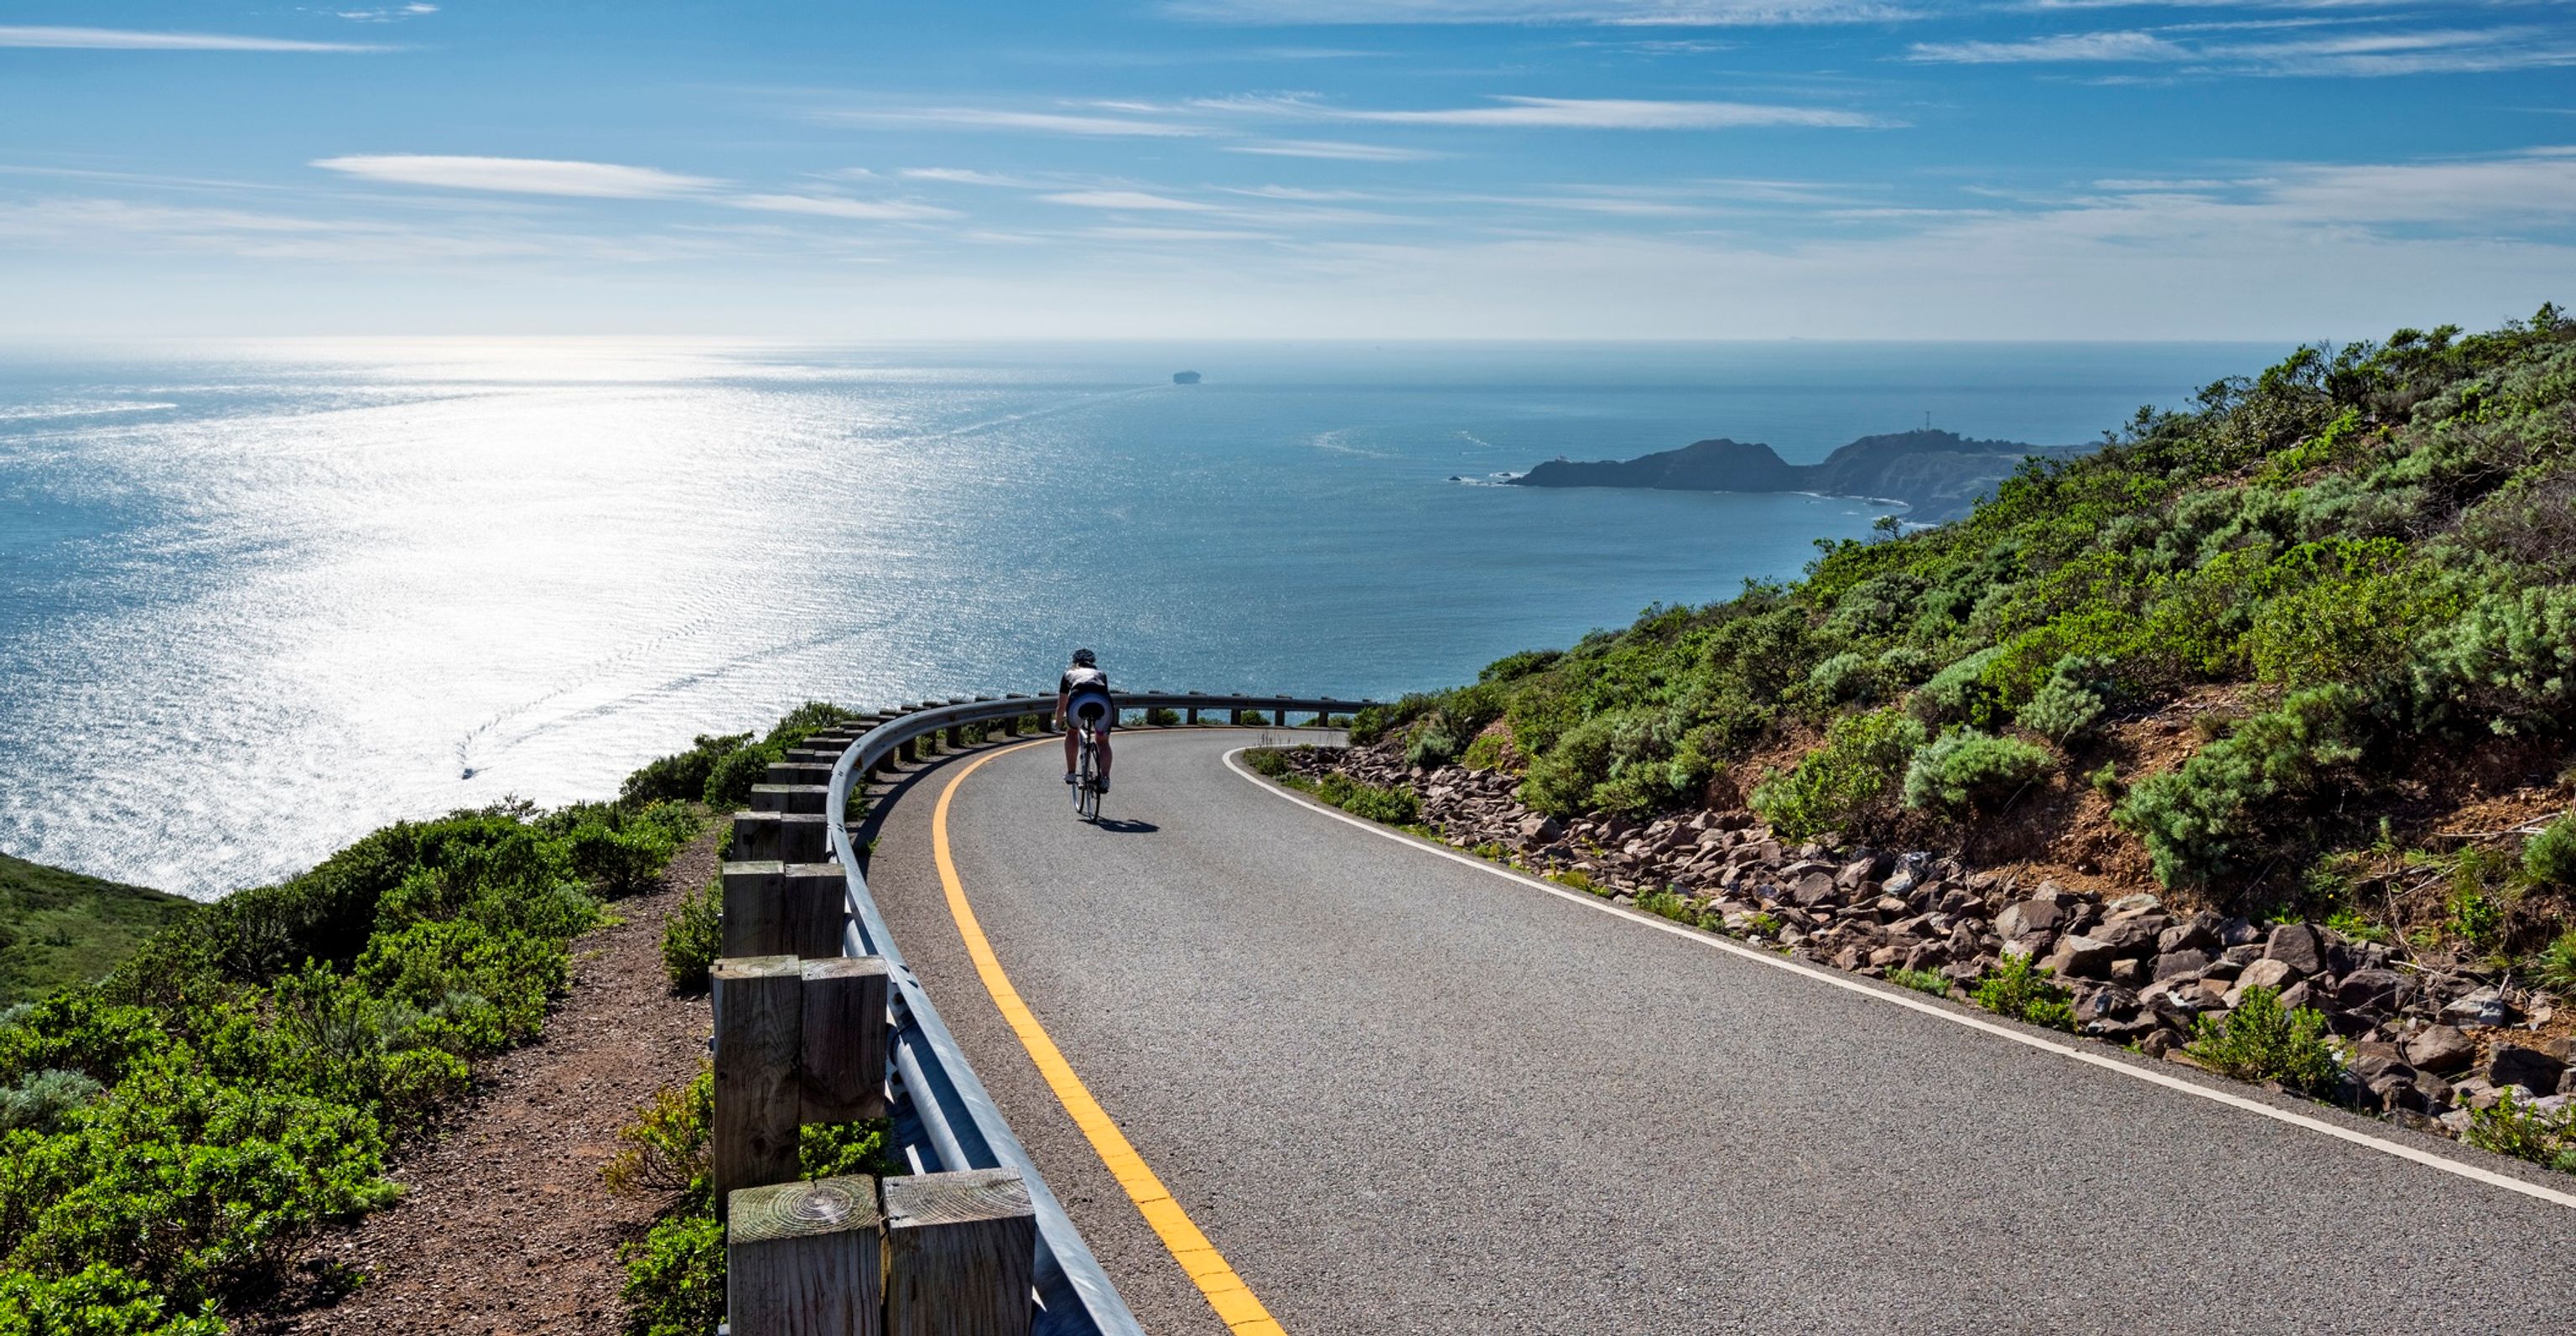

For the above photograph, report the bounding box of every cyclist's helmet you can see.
[1072,647,1097,667]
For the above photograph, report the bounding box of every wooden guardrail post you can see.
[734,811,828,864]
[727,1175,885,1336]
[713,956,804,1217]
[751,783,829,814]
[881,1169,1036,1336]
[722,861,851,960]
[802,957,890,1120]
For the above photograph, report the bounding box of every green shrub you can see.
[2410,584,2576,735]
[619,1215,726,1336]
[1634,889,1693,923]
[2115,685,2363,887]
[1805,652,1877,705]
[2463,1088,2576,1172]
[1405,718,1463,770]
[1971,953,2076,1031]
[2184,986,2342,1094]
[2013,656,2110,742]
[660,876,721,994]
[1902,729,2055,816]
[799,1120,893,1180]
[2089,763,2124,798]
[1145,708,1182,726]
[1910,647,2008,729]
[2526,816,2576,887]
[1751,707,1925,840]
[1233,710,1270,726]
[1244,748,1292,777]
[620,733,750,807]
[701,745,777,811]
[0,1068,102,1135]
[0,1264,224,1336]
[2536,929,2576,998]
[1884,967,1953,997]
[1313,773,1420,825]
[603,1068,713,1209]
[1459,730,1509,771]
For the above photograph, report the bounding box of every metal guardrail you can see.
[820,691,1376,1336]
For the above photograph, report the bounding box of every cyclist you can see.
[1057,647,1114,794]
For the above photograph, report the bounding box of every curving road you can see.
[861,728,2576,1336]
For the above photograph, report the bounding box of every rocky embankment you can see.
[1270,741,2575,1136]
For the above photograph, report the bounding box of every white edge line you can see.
[1219,746,2576,1214]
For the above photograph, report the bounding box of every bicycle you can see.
[1072,723,1103,824]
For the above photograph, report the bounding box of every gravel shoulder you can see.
[243,822,719,1336]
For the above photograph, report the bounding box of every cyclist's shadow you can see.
[1088,816,1158,834]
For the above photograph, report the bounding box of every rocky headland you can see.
[1509,428,2084,522]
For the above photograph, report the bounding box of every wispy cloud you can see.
[730,194,959,221]
[0,25,389,51]
[899,168,1041,186]
[1041,190,1222,211]
[1909,23,2576,77]
[822,107,1203,137]
[1335,94,1886,127]
[1225,138,1441,160]
[311,154,721,198]
[333,4,439,21]
[1163,0,1915,25]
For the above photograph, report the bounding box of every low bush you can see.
[1233,710,1270,726]
[1971,953,2076,1031]
[620,1215,725,1336]
[1751,707,1924,840]
[1805,652,1877,706]
[2526,815,2576,888]
[602,1068,713,1207]
[0,1068,101,1136]
[2535,929,2576,999]
[1244,748,1292,777]
[1313,773,1420,825]
[2115,685,2363,887]
[660,876,722,994]
[619,733,750,807]
[2013,655,2110,742]
[1633,889,1693,923]
[2183,986,2342,1094]
[2463,1088,2576,1173]
[1459,730,1509,771]
[1884,967,1952,997]
[1902,730,2055,817]
[1144,707,1182,726]
[1405,717,1463,770]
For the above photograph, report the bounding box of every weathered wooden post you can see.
[713,956,804,1217]
[751,784,829,814]
[716,862,854,960]
[881,1169,1036,1336]
[734,811,828,864]
[727,1175,885,1336]
[801,957,889,1120]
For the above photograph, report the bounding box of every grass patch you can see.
[0,852,200,1006]
[1884,966,1954,997]
[1971,952,2077,1032]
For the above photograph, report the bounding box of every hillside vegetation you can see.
[1363,307,2576,945]
[0,855,198,1006]
[0,701,886,1334]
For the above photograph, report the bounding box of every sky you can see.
[3,1,2573,340]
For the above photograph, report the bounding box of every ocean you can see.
[0,338,2274,897]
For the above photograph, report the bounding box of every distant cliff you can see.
[1510,429,2084,522]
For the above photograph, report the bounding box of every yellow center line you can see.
[932,741,1288,1336]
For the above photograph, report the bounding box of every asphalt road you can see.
[863,728,2576,1336]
